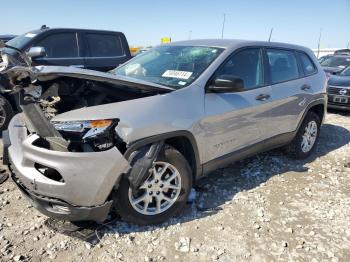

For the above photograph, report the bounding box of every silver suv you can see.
[5,40,327,225]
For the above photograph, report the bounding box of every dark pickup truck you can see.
[0,27,132,130]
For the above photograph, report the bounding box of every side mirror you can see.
[207,75,244,93]
[0,40,5,49]
[27,46,46,59]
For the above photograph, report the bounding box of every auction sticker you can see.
[162,70,193,79]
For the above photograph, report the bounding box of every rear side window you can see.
[216,48,264,89]
[299,52,317,76]
[37,33,78,58]
[86,33,124,57]
[267,49,299,84]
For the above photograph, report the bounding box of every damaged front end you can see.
[5,65,172,222]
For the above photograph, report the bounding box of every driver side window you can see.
[216,48,264,90]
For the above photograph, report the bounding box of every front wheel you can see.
[114,145,192,225]
[286,111,320,159]
[0,94,14,132]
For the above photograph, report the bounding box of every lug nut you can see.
[148,184,152,188]
[156,191,160,195]
[160,184,164,188]
[149,191,153,195]
[155,179,159,183]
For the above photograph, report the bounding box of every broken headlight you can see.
[52,119,118,151]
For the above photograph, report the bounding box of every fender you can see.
[124,130,202,180]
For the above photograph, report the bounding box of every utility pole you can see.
[347,42,349,49]
[268,28,273,42]
[221,13,226,39]
[317,28,322,58]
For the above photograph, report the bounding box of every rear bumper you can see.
[7,113,131,221]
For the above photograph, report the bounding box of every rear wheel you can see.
[286,111,320,159]
[114,145,192,225]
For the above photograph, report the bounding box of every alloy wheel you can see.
[301,120,318,153]
[128,161,182,216]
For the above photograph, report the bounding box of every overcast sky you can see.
[1,0,349,48]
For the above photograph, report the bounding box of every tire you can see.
[0,94,14,132]
[114,145,192,225]
[286,111,320,159]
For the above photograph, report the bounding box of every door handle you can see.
[301,84,311,91]
[256,94,270,101]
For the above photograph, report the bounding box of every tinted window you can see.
[86,34,124,57]
[267,49,299,84]
[215,48,264,89]
[37,33,78,58]
[299,52,317,75]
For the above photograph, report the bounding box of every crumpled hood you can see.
[51,93,166,122]
[6,65,175,93]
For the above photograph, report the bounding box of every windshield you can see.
[340,66,350,76]
[320,56,350,68]
[114,45,224,88]
[5,32,38,49]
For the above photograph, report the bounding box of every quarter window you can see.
[216,48,264,89]
[86,34,124,57]
[36,33,78,58]
[299,52,317,76]
[267,49,299,84]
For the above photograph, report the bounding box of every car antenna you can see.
[268,28,273,42]
[41,25,49,30]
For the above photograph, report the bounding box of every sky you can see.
[1,0,349,49]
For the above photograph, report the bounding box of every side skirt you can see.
[202,131,296,176]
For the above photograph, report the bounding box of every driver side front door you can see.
[200,47,273,172]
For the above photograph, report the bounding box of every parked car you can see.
[320,54,350,75]
[0,27,131,131]
[327,65,350,111]
[0,35,17,43]
[5,39,327,225]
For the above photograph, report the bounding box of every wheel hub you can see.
[128,161,182,215]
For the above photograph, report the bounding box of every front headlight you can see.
[52,119,117,151]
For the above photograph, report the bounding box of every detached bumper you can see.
[7,114,130,222]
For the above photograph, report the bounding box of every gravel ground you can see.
[0,111,349,262]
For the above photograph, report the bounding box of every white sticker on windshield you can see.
[25,33,36,38]
[162,70,193,79]
[178,81,187,85]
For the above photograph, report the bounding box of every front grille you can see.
[328,86,350,95]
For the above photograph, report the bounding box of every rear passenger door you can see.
[83,32,129,72]
[266,48,314,137]
[31,32,84,68]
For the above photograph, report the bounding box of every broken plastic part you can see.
[127,141,164,190]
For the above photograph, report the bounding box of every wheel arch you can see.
[124,131,202,183]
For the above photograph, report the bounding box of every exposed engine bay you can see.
[5,66,172,154]
[22,77,152,119]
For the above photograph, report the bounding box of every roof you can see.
[166,39,312,53]
[26,27,123,35]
